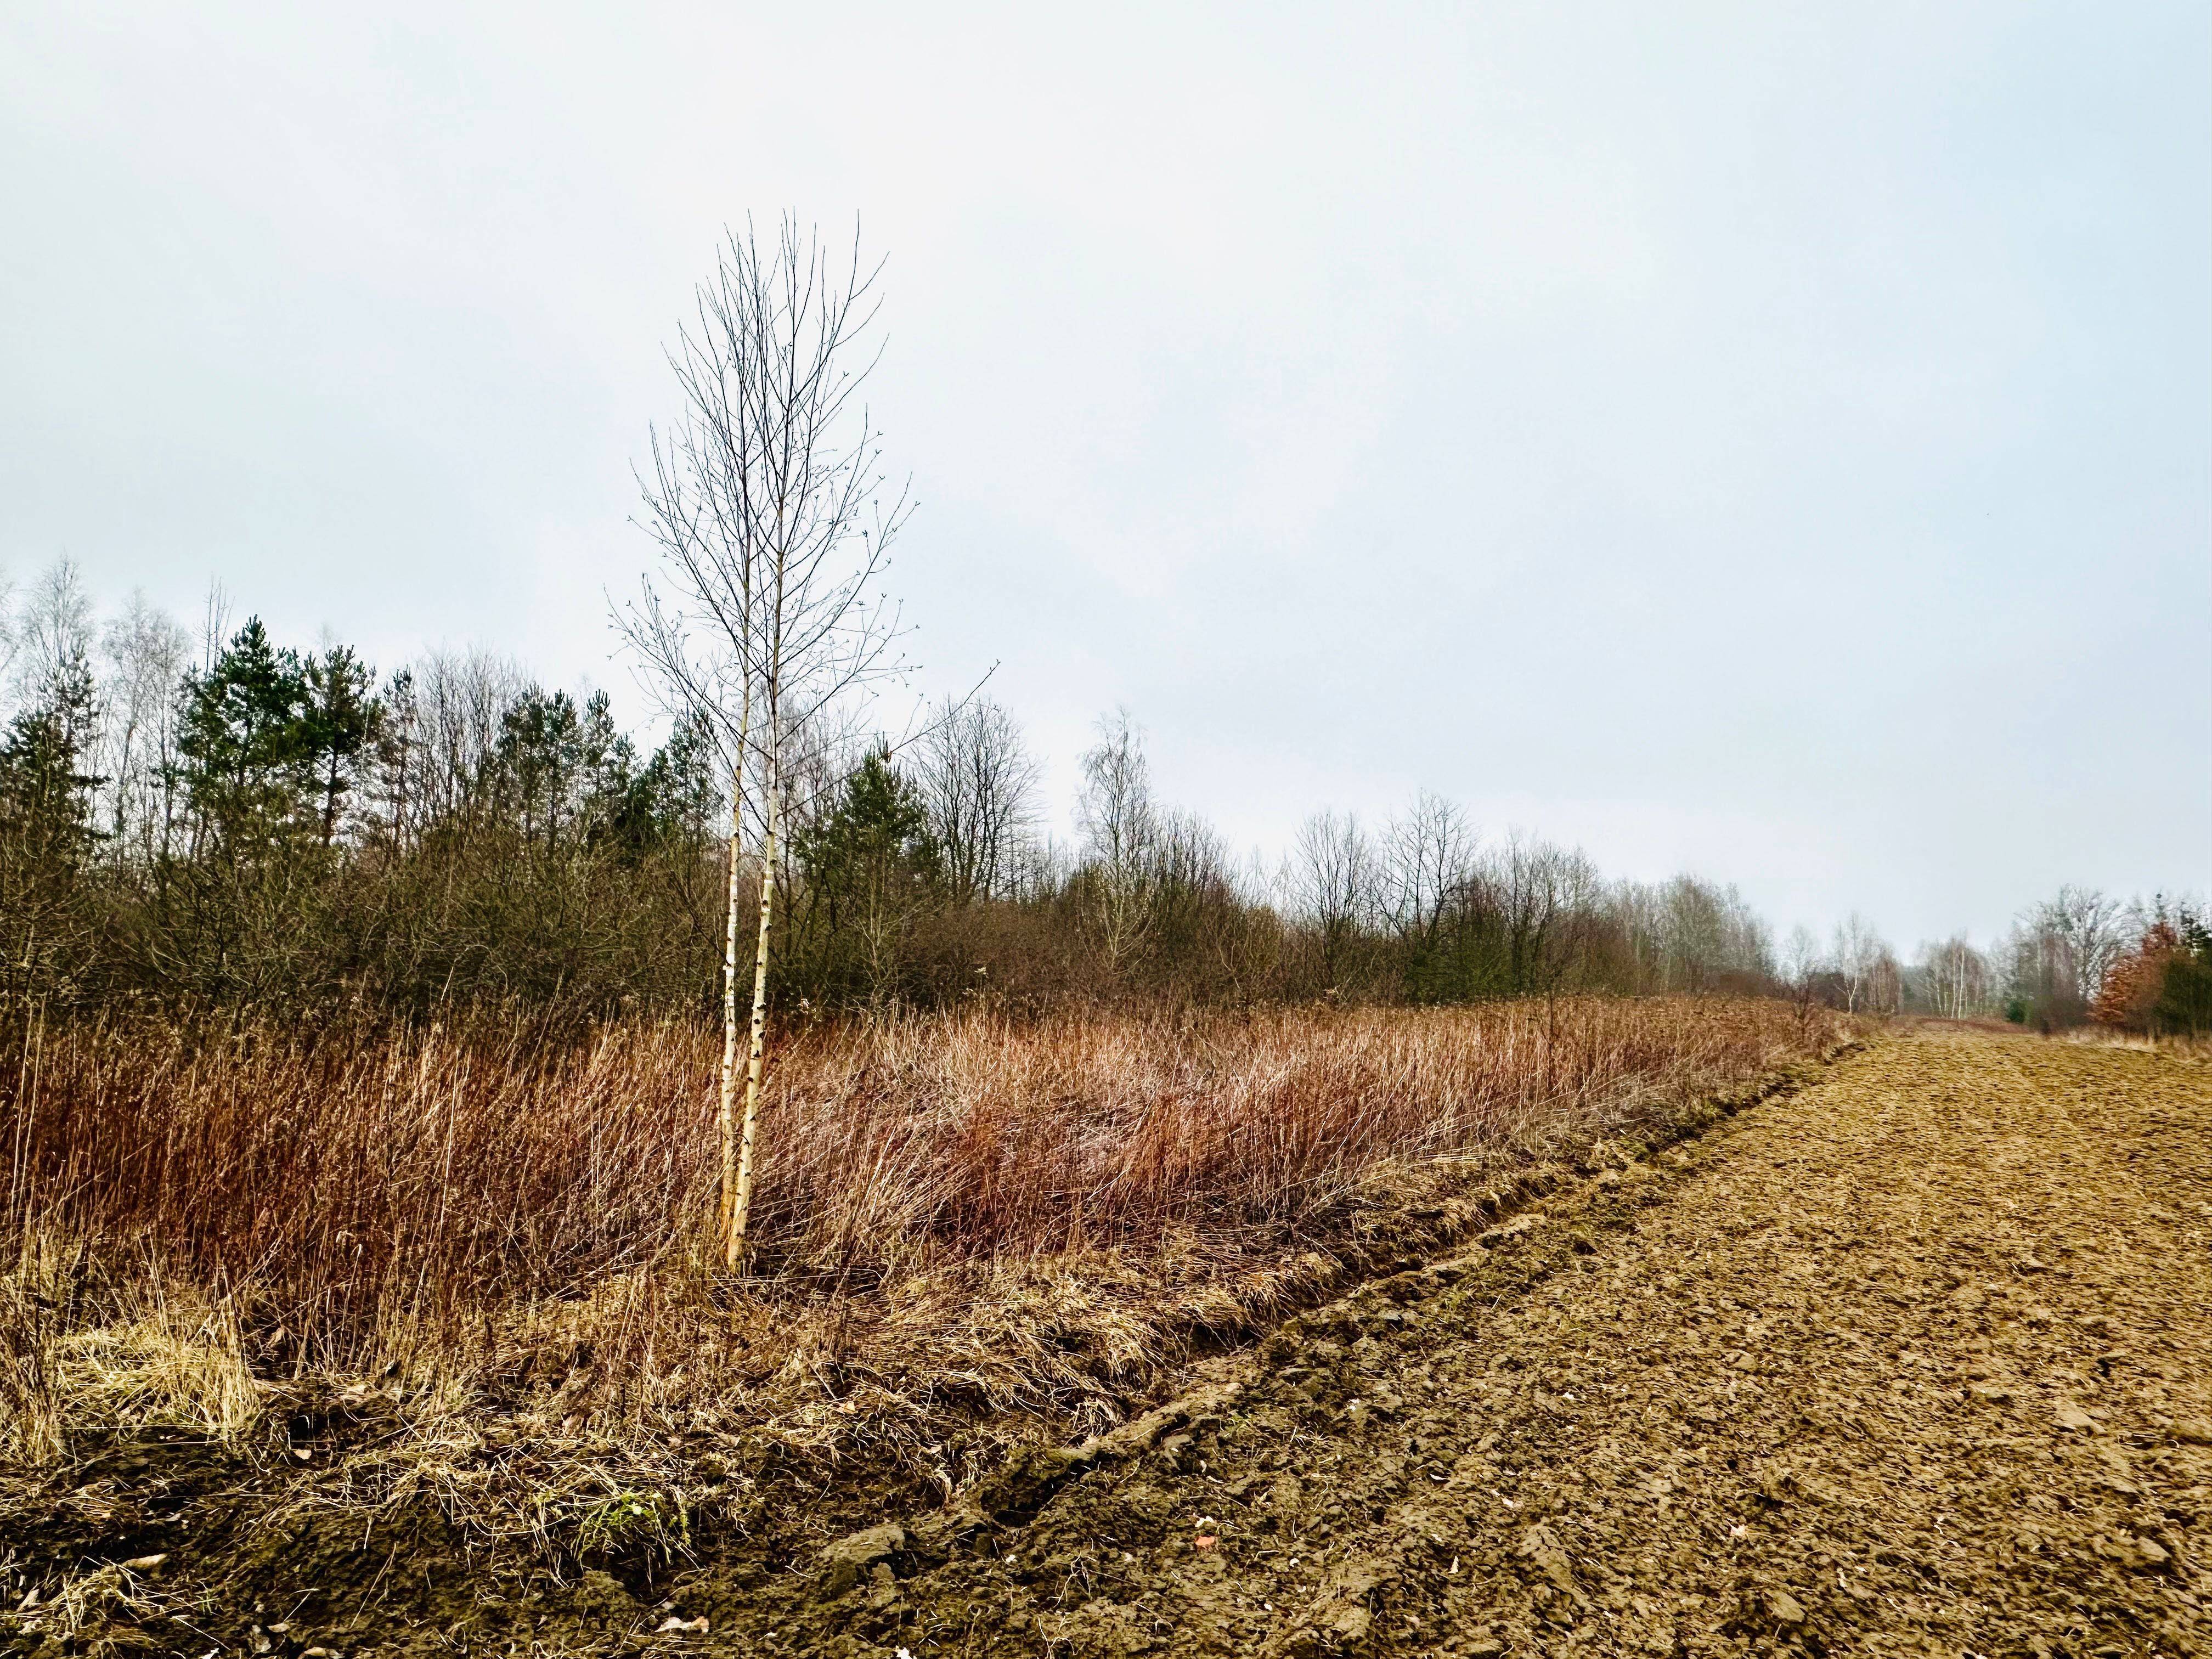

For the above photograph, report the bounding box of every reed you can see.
[2,996,1830,1469]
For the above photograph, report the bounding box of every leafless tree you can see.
[0,567,17,698]
[1680,910,1726,988]
[6,559,95,714]
[1912,935,1994,1019]
[97,593,190,857]
[1781,923,1824,1034]
[1289,809,1375,991]
[1866,946,1904,1014]
[1999,886,2128,1028]
[1487,833,1600,993]
[916,696,1039,906]
[1075,708,1158,977]
[1610,876,1771,993]
[1381,791,1475,955]
[621,217,912,1268]
[1003,828,1067,905]
[2037,886,2128,1005]
[1830,912,1893,1014]
[1151,805,1273,994]
[198,582,233,676]
[377,648,527,844]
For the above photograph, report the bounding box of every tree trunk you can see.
[714,765,745,1261]
[727,747,778,1269]
[715,684,753,1266]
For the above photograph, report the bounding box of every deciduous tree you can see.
[624,217,911,1267]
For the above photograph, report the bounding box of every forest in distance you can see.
[0,553,2204,1040]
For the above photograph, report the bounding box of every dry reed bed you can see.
[10,999,1809,1356]
[2,997,1835,1556]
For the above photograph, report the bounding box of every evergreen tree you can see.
[2154,905,2212,1036]
[793,749,943,1002]
[608,710,722,856]
[0,646,103,1000]
[303,645,382,846]
[496,687,584,850]
[178,618,317,856]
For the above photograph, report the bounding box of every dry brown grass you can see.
[1,996,1840,1559]
[2059,1024,2212,1063]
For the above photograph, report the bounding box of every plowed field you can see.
[757,1027,2210,1656]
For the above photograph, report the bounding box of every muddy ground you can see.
[10,1026,2211,1655]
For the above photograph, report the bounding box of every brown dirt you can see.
[10,1025,2211,1655]
[747,1026,2212,1657]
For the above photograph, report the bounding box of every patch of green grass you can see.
[573,1488,685,1561]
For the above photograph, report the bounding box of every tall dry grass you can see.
[2,997,1831,1470]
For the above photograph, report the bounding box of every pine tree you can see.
[0,646,103,1000]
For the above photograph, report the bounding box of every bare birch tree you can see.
[1075,709,1158,977]
[623,217,910,1269]
[6,560,95,715]
[1910,934,1993,1019]
[1830,912,1892,1014]
[97,593,190,857]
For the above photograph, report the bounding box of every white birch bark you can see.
[728,746,778,1266]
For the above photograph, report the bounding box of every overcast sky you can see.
[3,3,2206,950]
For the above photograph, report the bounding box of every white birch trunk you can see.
[715,772,744,1259]
[727,745,778,1268]
[714,685,753,1264]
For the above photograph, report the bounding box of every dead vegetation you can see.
[759,1025,2206,1657]
[1,996,1838,1614]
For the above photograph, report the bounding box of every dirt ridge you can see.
[800,1048,1852,1602]
[759,1028,2210,1656]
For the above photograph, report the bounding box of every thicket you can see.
[2088,901,2212,1037]
[0,575,723,1019]
[0,565,1784,1027]
[9,558,2199,1051]
[4,998,1816,1379]
[1898,887,2212,1036]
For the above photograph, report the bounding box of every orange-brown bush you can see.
[5,997,1820,1383]
[2090,921,2179,1033]
[0,995,1840,1565]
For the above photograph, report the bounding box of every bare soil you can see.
[10,1025,2211,1656]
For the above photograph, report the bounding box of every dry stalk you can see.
[1,997,1843,1558]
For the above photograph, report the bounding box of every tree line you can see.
[0,563,723,1015]
[6,557,2202,1037]
[1785,888,2212,1036]
[0,563,1803,1023]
